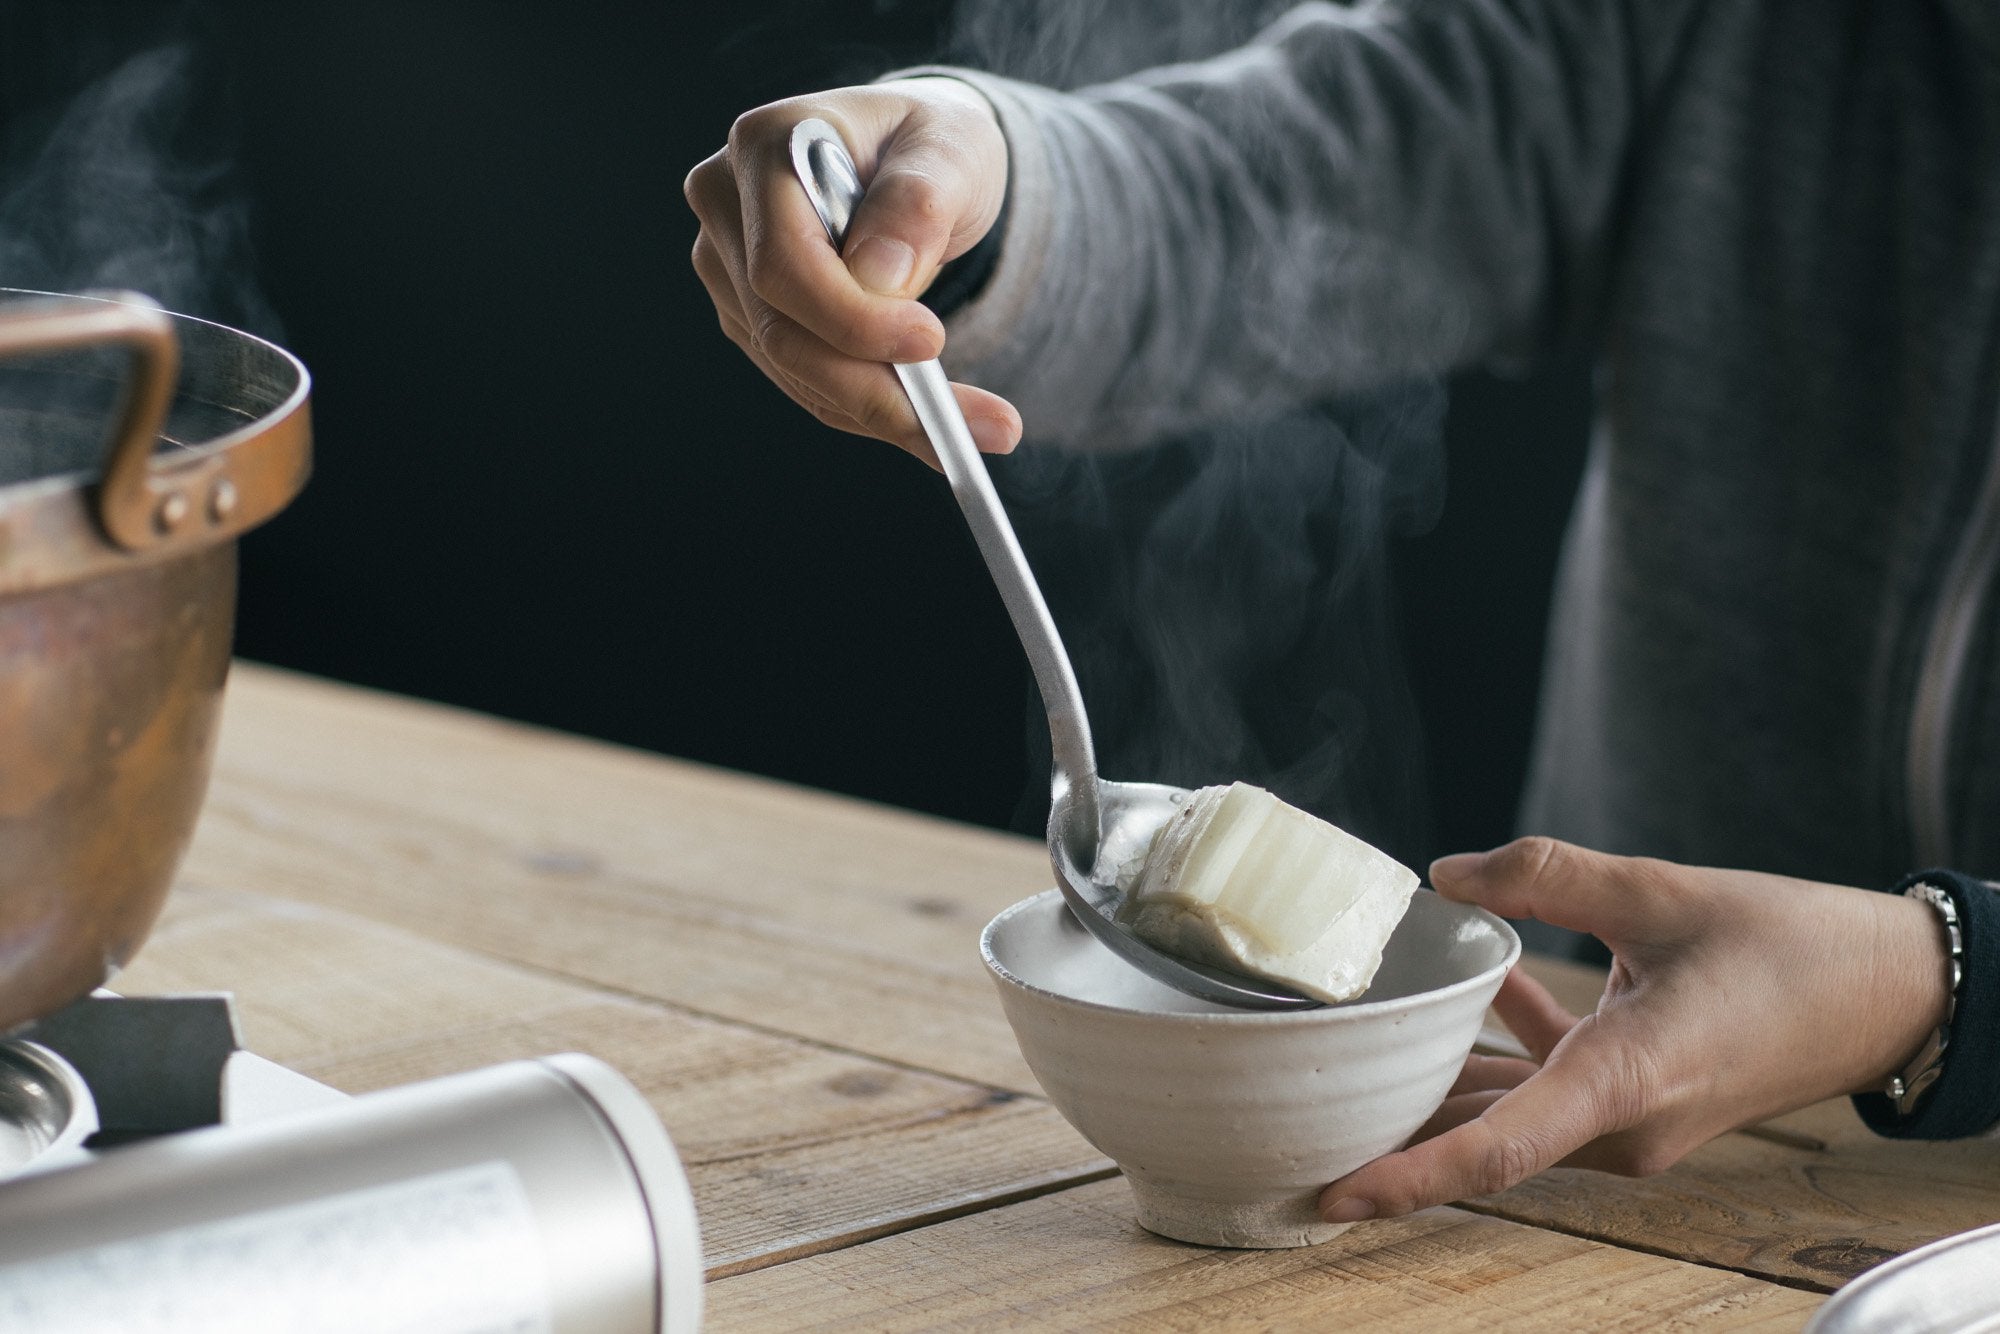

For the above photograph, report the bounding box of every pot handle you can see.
[0,291,188,552]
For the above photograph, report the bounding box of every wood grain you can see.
[698,1101,1116,1279]
[1470,1098,2000,1292]
[1462,946,2000,1291]
[117,883,1109,1277]
[186,663,1046,1092]
[168,664,2000,1304]
[704,1179,1822,1332]
[1517,953,1612,1016]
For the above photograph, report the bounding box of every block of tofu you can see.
[1116,782,1418,1004]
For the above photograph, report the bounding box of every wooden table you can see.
[115,664,2000,1330]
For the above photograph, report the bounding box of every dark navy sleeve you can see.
[1852,869,2000,1139]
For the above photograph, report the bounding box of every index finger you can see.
[1431,837,1707,950]
[737,126,944,365]
[1317,1040,1619,1222]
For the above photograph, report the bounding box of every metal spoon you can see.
[789,118,1318,1010]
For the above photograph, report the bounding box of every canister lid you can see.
[0,1039,97,1179]
[541,1053,705,1334]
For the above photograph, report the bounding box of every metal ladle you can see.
[789,119,1317,1010]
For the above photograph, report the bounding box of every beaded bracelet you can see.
[1883,882,1963,1116]
[1854,869,1999,1139]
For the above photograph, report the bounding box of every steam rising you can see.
[947,0,1297,89]
[947,0,1451,863]
[0,42,274,336]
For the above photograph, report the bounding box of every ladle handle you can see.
[788,119,1101,849]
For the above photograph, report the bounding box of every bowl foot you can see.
[1127,1177,1354,1249]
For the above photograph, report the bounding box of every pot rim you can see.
[0,289,312,598]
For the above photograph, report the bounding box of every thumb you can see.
[1429,837,1704,949]
[843,129,1002,300]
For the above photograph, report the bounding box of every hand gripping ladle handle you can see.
[788,118,1101,860]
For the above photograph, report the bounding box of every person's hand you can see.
[1319,837,1953,1225]
[685,78,1020,467]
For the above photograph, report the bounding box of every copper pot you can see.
[0,291,310,1032]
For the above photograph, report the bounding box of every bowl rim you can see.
[981,887,1522,1024]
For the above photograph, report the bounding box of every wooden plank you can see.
[185,663,1047,1092]
[1455,955,2000,1291]
[187,670,1650,1096]
[116,885,1108,1274]
[179,666,2000,1293]
[1471,1098,2000,1293]
[124,883,584,1067]
[1517,951,1611,1016]
[703,1178,1822,1332]
[699,1100,1115,1279]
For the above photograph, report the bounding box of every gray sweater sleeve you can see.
[921,0,1699,450]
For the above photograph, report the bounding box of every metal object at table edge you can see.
[787,117,1314,1010]
[1803,1220,2000,1332]
[0,1039,97,1177]
[0,1047,702,1334]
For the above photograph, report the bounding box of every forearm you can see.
[913,0,1702,450]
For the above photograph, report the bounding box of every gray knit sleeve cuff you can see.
[877,67,1062,374]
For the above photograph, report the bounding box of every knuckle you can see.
[683,151,731,215]
[682,160,712,209]
[1606,1035,1673,1127]
[727,106,780,152]
[745,249,798,310]
[747,306,792,358]
[690,235,721,281]
[782,371,841,417]
[1626,854,1699,907]
[801,398,850,434]
[848,384,907,440]
[1473,1134,1541,1199]
[1493,836,1566,886]
[882,168,951,227]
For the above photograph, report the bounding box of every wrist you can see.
[1853,870,1999,1139]
[1864,890,1956,1091]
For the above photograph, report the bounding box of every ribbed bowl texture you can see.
[983,888,1519,1248]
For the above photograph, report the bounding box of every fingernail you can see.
[1322,1197,1376,1224]
[849,236,916,295]
[968,416,1016,453]
[891,326,940,363]
[1429,851,1487,885]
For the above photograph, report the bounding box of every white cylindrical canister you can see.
[0,1053,703,1333]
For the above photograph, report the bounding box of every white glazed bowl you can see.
[982,888,1519,1248]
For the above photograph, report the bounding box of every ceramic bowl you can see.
[981,887,1519,1248]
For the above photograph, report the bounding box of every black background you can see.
[2,1,1590,869]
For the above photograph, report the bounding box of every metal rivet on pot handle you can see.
[0,291,199,553]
